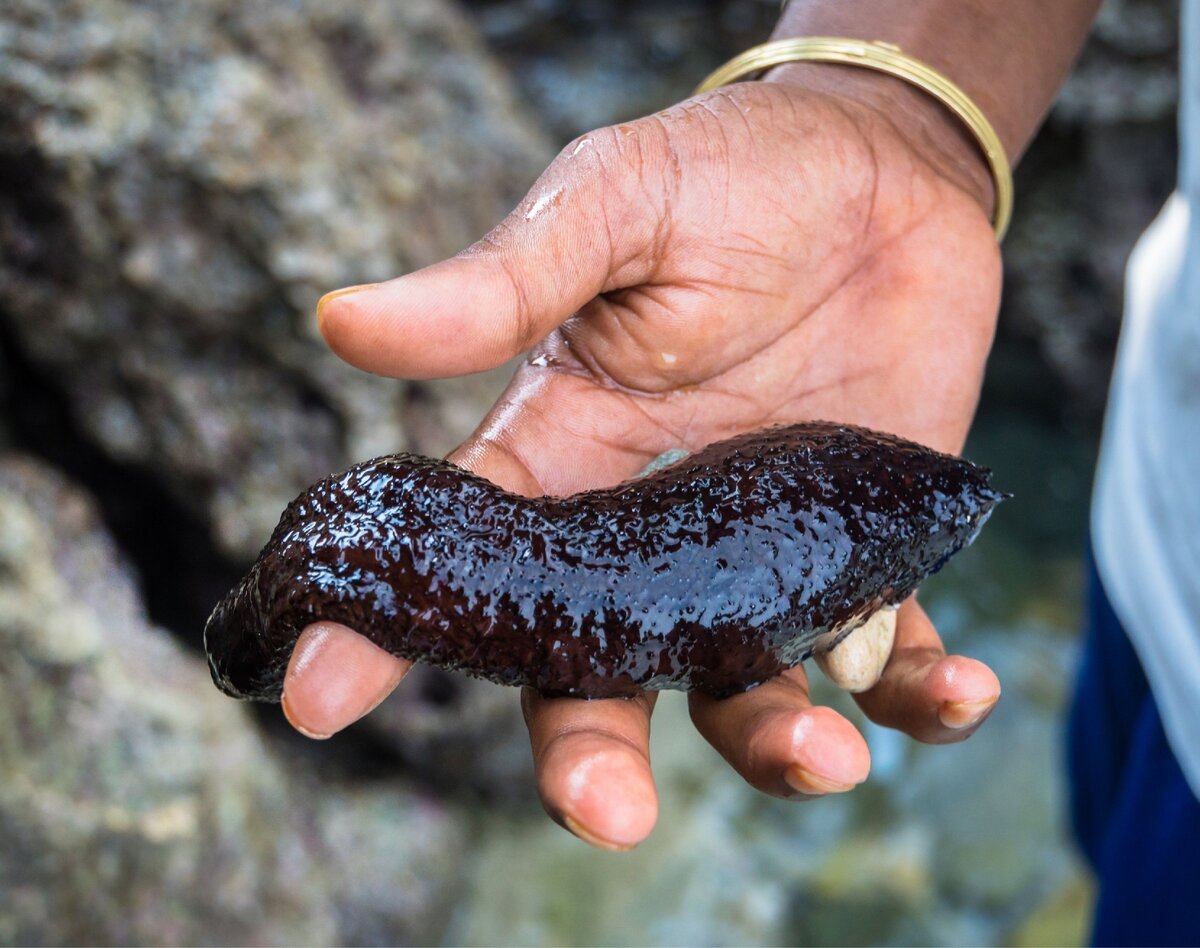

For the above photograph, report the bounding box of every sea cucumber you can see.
[204,422,1004,701]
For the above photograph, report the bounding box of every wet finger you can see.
[853,599,1001,743]
[281,621,411,739]
[688,666,871,798]
[522,689,659,850]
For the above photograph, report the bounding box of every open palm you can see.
[284,76,1003,850]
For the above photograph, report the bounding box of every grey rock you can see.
[0,0,550,561]
[0,334,11,452]
[0,457,466,946]
[993,0,1180,416]
[1058,0,1180,123]
[366,665,536,801]
[468,0,780,140]
[315,784,469,946]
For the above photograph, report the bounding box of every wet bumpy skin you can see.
[205,422,1005,701]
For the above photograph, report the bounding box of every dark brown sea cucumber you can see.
[204,422,1004,701]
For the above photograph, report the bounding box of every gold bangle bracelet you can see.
[693,37,1013,241]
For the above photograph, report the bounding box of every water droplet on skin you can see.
[524,186,564,222]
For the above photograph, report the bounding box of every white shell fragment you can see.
[814,608,897,693]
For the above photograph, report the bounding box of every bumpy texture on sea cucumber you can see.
[204,422,1004,700]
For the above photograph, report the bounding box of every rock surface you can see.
[1002,0,1180,417]
[364,664,536,800]
[0,457,465,945]
[0,0,549,562]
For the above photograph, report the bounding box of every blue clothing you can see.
[1068,554,1200,947]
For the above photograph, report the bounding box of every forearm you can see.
[767,0,1100,215]
[775,0,1099,158]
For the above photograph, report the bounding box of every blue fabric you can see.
[1067,553,1200,947]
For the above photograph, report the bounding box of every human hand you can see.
[282,68,1003,849]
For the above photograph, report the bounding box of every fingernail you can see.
[783,764,858,796]
[316,283,376,326]
[280,623,406,740]
[938,696,999,730]
[281,693,331,740]
[562,815,637,852]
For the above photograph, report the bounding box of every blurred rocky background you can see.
[0,0,1179,944]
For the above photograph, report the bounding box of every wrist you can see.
[764,61,997,222]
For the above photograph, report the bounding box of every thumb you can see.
[316,130,665,379]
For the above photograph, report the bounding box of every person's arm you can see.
[779,0,1099,154]
[773,0,1101,211]
[281,1,1101,850]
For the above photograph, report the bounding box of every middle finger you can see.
[688,665,871,798]
[522,689,660,851]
